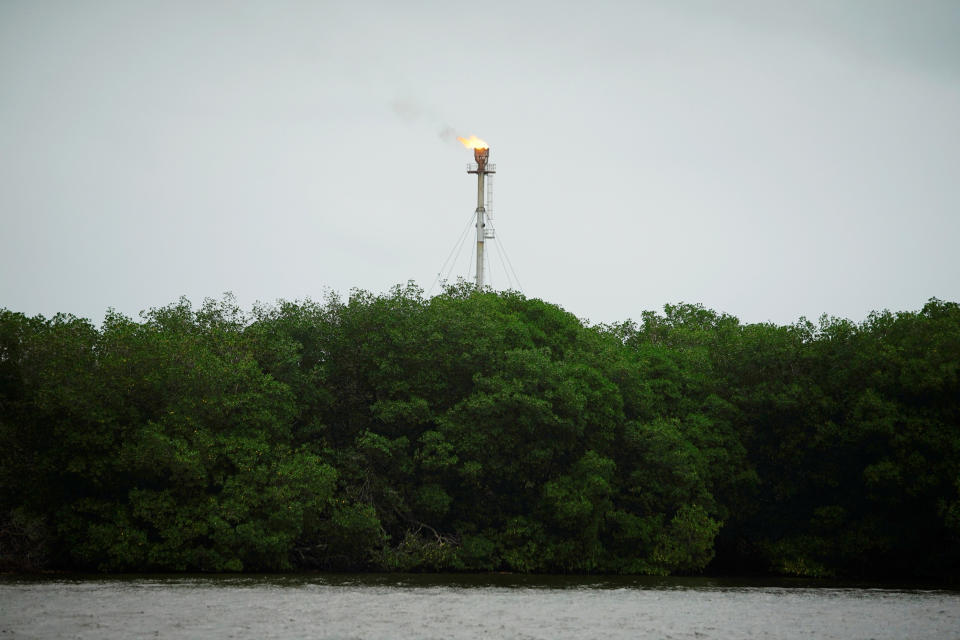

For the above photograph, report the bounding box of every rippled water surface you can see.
[2,574,958,639]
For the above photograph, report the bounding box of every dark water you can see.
[2,574,958,639]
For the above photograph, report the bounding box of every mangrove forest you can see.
[1,284,958,580]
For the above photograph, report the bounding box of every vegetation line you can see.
[1,285,957,580]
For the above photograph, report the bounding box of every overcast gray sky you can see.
[2,0,958,326]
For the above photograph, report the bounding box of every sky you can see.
[2,0,959,327]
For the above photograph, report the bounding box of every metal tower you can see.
[467,147,496,287]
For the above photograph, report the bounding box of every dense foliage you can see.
[1,285,958,579]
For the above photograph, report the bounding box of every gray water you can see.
[1,574,958,639]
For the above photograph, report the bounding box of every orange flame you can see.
[457,135,489,150]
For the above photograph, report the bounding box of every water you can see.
[2,574,958,639]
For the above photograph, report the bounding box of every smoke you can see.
[391,98,462,145]
[438,126,458,143]
[391,99,424,124]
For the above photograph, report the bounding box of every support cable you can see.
[467,233,476,288]
[494,236,514,290]
[496,232,524,293]
[429,209,478,296]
